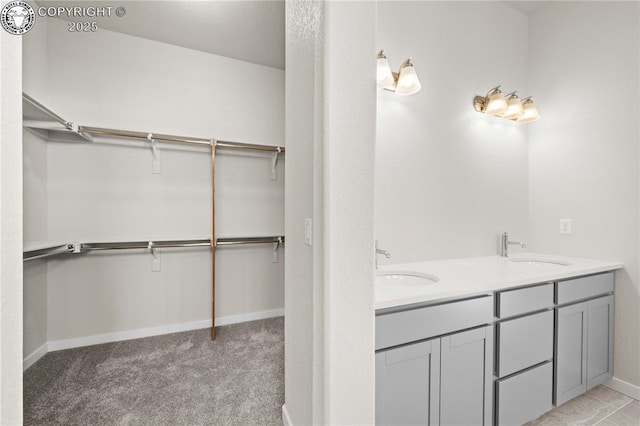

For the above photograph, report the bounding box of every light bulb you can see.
[517,99,540,123]
[485,89,508,115]
[501,95,524,120]
[395,63,421,96]
[377,56,394,89]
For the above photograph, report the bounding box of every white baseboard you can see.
[605,377,640,401]
[48,319,213,352]
[215,308,284,327]
[282,403,293,426]
[23,343,48,371]
[27,308,284,365]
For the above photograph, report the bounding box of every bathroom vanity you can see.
[375,254,622,426]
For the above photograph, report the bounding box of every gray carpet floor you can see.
[24,317,284,425]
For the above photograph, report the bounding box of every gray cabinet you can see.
[376,295,494,425]
[376,296,493,350]
[376,340,439,425]
[587,296,614,389]
[496,362,553,426]
[555,280,613,405]
[555,301,588,404]
[494,284,555,425]
[496,283,553,318]
[496,310,554,377]
[440,327,493,426]
[375,270,616,426]
[376,326,493,425]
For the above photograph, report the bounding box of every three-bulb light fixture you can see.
[377,50,421,96]
[473,86,540,123]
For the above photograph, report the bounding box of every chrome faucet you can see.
[500,232,526,257]
[375,240,391,269]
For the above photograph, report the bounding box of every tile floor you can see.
[526,385,639,426]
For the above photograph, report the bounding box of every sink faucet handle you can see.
[374,240,391,268]
[500,232,526,257]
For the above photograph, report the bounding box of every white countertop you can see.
[375,253,623,310]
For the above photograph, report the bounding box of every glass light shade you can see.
[517,100,540,123]
[501,97,524,120]
[377,57,394,89]
[485,91,508,115]
[395,65,421,96]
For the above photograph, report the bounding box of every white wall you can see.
[376,1,530,263]
[22,13,49,361]
[528,1,640,392]
[22,130,48,358]
[23,17,285,344]
[284,1,376,424]
[323,2,376,422]
[284,0,323,423]
[0,24,24,425]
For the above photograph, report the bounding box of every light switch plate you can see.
[560,219,572,235]
[305,218,312,246]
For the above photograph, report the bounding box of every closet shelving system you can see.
[22,93,285,340]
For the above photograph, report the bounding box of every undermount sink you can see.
[375,270,439,287]
[509,258,571,267]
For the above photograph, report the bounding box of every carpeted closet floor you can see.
[24,317,284,425]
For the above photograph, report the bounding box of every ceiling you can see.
[36,0,285,70]
[34,1,553,70]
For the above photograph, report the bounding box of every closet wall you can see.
[23,16,49,360]
[23,17,285,359]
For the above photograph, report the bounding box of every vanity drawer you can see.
[496,361,553,426]
[556,272,614,304]
[496,310,553,377]
[376,295,493,350]
[497,283,554,318]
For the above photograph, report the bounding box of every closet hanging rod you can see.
[81,239,212,252]
[78,126,286,153]
[22,94,285,153]
[23,236,286,261]
[216,236,285,246]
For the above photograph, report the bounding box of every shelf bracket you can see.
[271,147,281,181]
[272,236,282,263]
[72,242,82,254]
[148,241,161,271]
[147,133,161,174]
[70,122,94,142]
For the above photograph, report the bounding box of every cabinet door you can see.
[440,326,493,426]
[376,339,440,425]
[587,295,614,390]
[555,302,588,405]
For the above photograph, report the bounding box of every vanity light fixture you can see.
[474,86,540,123]
[477,86,508,115]
[376,50,422,96]
[377,50,394,89]
[500,92,524,120]
[516,97,540,123]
